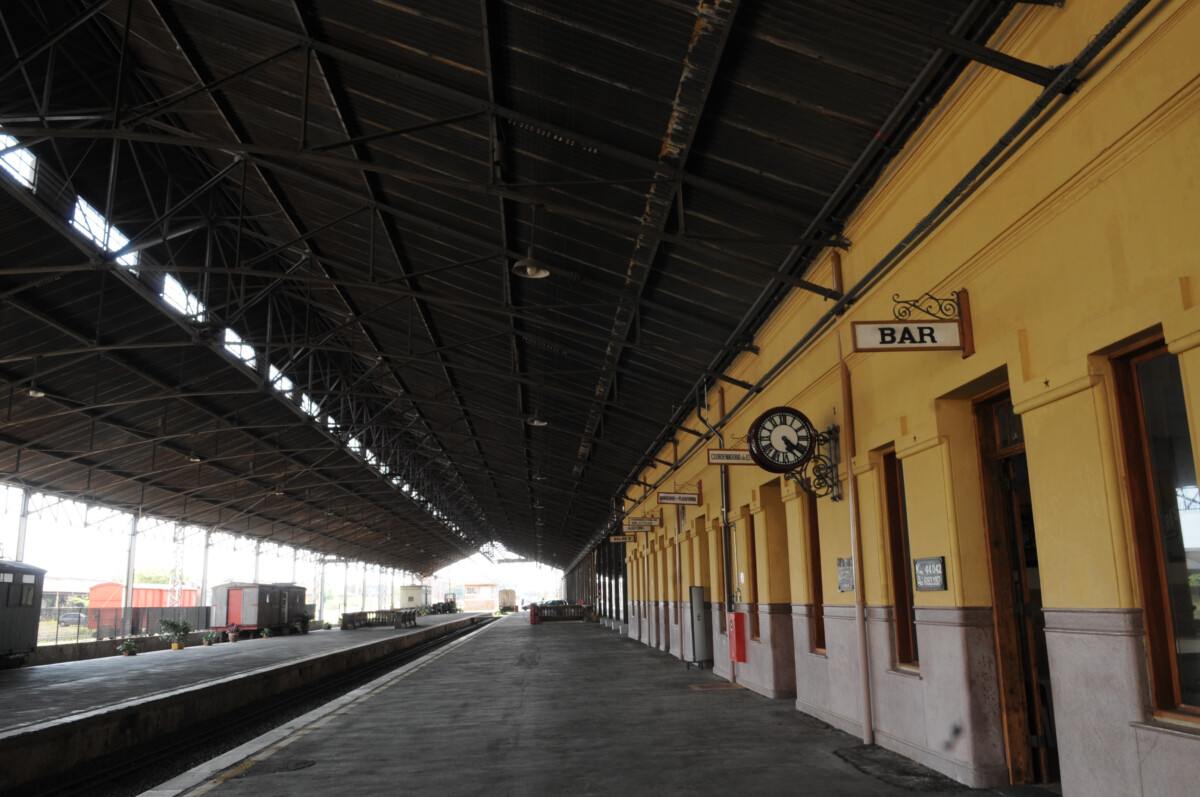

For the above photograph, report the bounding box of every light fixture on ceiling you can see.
[533,472,547,481]
[27,356,44,397]
[511,206,551,279]
[511,256,550,279]
[525,416,548,427]
[188,454,202,463]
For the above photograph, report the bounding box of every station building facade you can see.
[614,1,1200,792]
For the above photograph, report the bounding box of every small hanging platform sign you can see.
[626,517,660,527]
[852,321,962,352]
[610,534,636,543]
[836,557,855,592]
[914,557,948,591]
[658,491,700,506]
[708,448,755,465]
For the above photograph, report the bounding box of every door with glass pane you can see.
[1115,343,1200,714]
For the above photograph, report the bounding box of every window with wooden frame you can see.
[882,450,919,667]
[1113,341,1200,715]
[805,490,826,653]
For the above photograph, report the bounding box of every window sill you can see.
[887,666,922,680]
[805,649,828,659]
[1132,716,1200,740]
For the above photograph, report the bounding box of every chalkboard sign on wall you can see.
[914,556,947,591]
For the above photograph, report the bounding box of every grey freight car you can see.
[1,560,46,668]
[211,583,309,637]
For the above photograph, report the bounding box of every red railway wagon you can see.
[87,582,199,635]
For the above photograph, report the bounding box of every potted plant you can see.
[202,632,218,646]
[294,611,311,635]
[226,623,240,642]
[159,617,192,650]
[115,639,138,656]
[260,627,273,639]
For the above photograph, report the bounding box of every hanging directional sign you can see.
[852,320,962,352]
[610,534,636,543]
[627,517,660,527]
[657,492,700,504]
[708,449,755,465]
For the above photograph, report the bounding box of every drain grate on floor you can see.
[834,745,968,791]
[688,683,743,691]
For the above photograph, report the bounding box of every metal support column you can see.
[253,539,261,582]
[14,488,30,562]
[122,513,138,636]
[200,530,211,607]
[318,556,327,622]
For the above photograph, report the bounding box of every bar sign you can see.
[627,517,660,527]
[852,321,962,352]
[658,492,700,505]
[610,534,636,543]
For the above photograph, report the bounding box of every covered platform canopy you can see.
[0,0,1040,574]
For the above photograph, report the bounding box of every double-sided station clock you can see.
[747,406,817,474]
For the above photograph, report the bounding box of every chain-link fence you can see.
[37,605,211,645]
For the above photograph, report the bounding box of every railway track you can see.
[13,617,495,797]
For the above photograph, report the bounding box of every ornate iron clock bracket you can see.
[783,425,841,501]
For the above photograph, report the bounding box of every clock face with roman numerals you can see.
[747,407,817,473]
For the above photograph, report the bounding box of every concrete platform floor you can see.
[0,614,480,735]
[147,615,1062,797]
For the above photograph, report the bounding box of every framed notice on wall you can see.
[836,558,854,592]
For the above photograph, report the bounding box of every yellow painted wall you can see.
[616,0,1200,621]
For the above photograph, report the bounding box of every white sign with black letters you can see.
[658,492,700,506]
[708,449,755,465]
[852,321,962,352]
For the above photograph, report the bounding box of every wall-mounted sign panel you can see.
[610,534,636,543]
[914,556,948,591]
[852,321,962,352]
[658,492,700,505]
[627,517,660,527]
[837,557,855,592]
[708,449,754,465]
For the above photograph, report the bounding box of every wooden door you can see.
[976,393,1059,784]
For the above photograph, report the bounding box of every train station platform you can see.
[145,614,1061,797]
[0,613,488,791]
